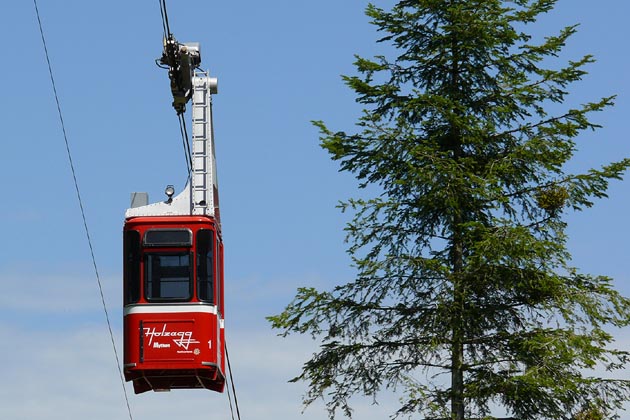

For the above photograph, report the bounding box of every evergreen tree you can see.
[269,1,630,418]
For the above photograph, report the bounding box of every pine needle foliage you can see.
[269,1,630,419]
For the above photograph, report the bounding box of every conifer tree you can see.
[269,1,630,418]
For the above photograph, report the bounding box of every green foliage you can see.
[269,1,630,418]
[574,405,606,420]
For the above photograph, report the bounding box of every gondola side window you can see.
[144,229,192,247]
[145,253,192,301]
[197,229,214,303]
[124,230,141,305]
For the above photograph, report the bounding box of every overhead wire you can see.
[178,113,193,179]
[159,0,172,39]
[225,342,242,420]
[159,0,193,182]
[226,376,236,420]
[33,1,134,419]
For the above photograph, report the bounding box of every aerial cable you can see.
[159,0,172,39]
[33,2,134,419]
[178,113,193,177]
[225,341,242,420]
[226,377,236,420]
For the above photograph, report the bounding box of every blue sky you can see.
[1,1,629,419]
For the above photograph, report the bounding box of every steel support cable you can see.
[178,113,193,176]
[160,0,191,178]
[226,376,236,420]
[225,341,242,420]
[159,0,172,39]
[33,2,134,419]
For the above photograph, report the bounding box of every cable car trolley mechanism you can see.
[122,23,224,394]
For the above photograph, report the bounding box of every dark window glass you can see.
[123,230,141,305]
[144,229,192,247]
[196,229,214,303]
[145,253,192,301]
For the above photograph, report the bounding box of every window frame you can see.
[123,229,141,305]
[143,228,193,247]
[196,229,215,304]
[143,250,194,302]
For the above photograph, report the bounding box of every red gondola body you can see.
[123,216,225,393]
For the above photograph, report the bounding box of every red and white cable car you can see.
[123,215,225,393]
[122,44,225,394]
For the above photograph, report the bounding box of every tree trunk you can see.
[451,235,465,420]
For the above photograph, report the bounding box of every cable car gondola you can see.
[122,44,225,393]
[123,214,225,394]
